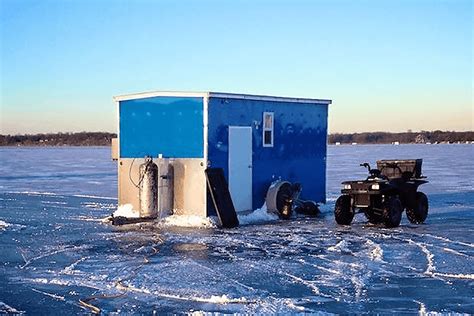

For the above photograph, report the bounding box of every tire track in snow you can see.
[399,237,474,280]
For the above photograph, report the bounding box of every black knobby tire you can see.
[406,192,428,224]
[382,196,403,228]
[365,209,382,224]
[334,195,353,225]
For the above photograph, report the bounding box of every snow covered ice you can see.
[0,145,473,314]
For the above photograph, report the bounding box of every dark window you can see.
[264,130,272,145]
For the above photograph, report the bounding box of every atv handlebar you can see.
[360,163,371,171]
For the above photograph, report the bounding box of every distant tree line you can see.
[0,132,117,146]
[0,131,472,146]
[328,131,474,144]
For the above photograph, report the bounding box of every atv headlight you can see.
[371,184,380,190]
[343,184,352,190]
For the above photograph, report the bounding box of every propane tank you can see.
[139,157,158,218]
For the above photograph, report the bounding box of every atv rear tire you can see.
[382,196,402,228]
[335,195,353,225]
[406,192,428,224]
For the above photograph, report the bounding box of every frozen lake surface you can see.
[1,145,473,314]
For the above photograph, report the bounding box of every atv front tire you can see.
[365,209,382,224]
[335,195,353,225]
[406,192,428,224]
[382,196,402,228]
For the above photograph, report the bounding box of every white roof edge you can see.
[209,92,332,104]
[113,91,209,102]
[113,90,331,104]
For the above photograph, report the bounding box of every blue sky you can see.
[1,0,472,134]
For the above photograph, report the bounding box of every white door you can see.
[228,126,253,212]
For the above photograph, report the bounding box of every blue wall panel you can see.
[119,97,203,158]
[208,97,328,210]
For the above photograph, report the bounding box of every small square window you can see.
[263,112,274,147]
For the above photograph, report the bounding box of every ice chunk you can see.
[366,240,384,262]
[328,240,351,253]
[113,204,140,218]
[160,215,216,228]
[0,302,25,314]
[237,203,279,225]
[205,295,247,304]
[0,220,10,230]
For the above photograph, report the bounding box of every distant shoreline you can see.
[328,131,474,145]
[0,132,115,147]
[1,131,473,146]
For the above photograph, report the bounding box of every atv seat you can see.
[401,171,413,181]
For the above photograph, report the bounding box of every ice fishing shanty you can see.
[112,91,331,220]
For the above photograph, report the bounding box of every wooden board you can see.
[205,168,239,228]
[111,216,155,226]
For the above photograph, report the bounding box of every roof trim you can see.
[113,90,332,104]
[113,91,209,102]
[209,92,332,104]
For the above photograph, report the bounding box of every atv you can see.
[334,159,429,228]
